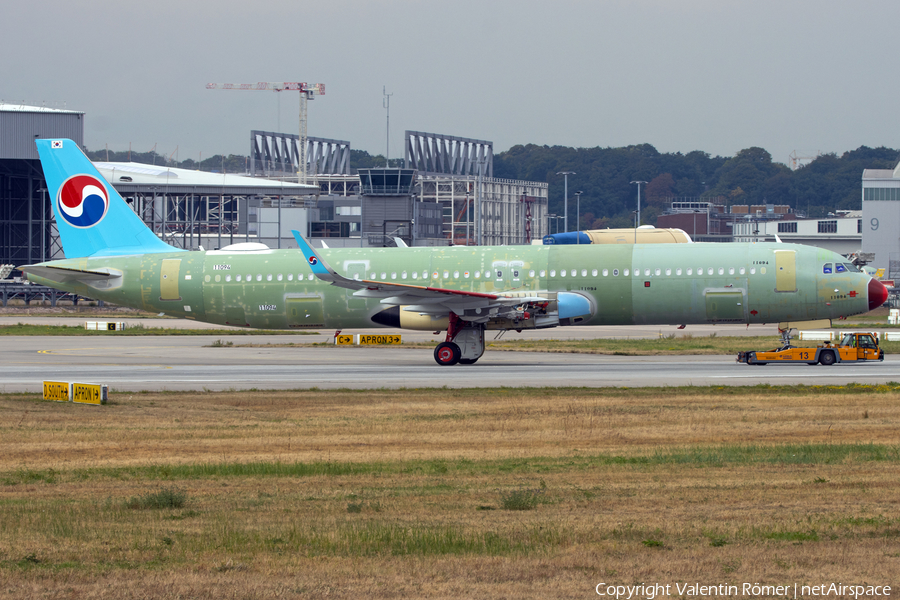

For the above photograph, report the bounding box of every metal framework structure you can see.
[250,131,350,178]
[405,131,493,178]
[415,175,548,246]
[0,159,54,265]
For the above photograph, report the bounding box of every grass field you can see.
[1,385,899,598]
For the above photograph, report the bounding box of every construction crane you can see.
[206,82,325,185]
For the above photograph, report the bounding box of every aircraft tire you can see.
[459,357,480,365]
[434,342,461,366]
[819,351,836,366]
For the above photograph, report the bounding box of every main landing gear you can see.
[433,313,485,366]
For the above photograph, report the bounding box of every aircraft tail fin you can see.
[35,139,182,258]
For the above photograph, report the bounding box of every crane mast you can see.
[206,82,325,184]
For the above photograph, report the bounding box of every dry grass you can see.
[1,386,899,598]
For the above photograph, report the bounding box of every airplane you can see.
[21,139,888,366]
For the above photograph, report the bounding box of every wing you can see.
[292,230,547,320]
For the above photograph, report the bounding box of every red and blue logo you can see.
[57,174,109,228]
[308,256,318,266]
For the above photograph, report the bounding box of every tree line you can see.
[86,143,900,228]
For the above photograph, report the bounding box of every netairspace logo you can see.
[595,582,892,599]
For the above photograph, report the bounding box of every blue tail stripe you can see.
[36,139,182,258]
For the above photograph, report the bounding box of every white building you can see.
[732,212,861,255]
[862,164,900,277]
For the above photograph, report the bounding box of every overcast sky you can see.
[3,0,898,166]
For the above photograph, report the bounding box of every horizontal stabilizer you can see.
[19,264,121,285]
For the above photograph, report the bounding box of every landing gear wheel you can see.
[459,357,480,365]
[819,351,836,366]
[434,342,461,366]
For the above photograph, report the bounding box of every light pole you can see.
[631,181,647,229]
[556,171,575,233]
[574,191,582,243]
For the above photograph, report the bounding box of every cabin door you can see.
[774,250,797,293]
[160,259,182,301]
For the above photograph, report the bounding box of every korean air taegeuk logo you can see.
[57,175,109,228]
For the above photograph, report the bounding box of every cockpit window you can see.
[842,263,859,273]
[823,263,833,274]
[835,263,847,273]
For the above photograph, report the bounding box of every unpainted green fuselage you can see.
[27,242,872,329]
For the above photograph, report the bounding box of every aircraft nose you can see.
[868,278,889,311]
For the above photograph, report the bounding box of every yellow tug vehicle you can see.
[737,331,884,366]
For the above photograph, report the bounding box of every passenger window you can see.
[624,269,630,276]
[423,271,428,279]
[529,270,535,277]
[443,271,450,278]
[718,268,724,275]
[739,267,745,275]
[465,271,470,278]
[540,270,546,277]
[581,269,587,277]
[750,268,756,275]
[370,272,376,279]
[391,272,397,280]
[496,270,502,279]
[412,272,418,279]
[676,268,682,276]
[550,270,556,277]
[645,269,651,276]
[237,275,242,282]
[226,275,232,282]
[728,267,734,275]
[475,271,481,278]
[602,269,608,276]
[823,263,833,274]
[514,270,520,278]
[402,271,407,279]
[655,268,661,276]
[687,268,692,276]
[592,269,598,277]
[612,269,618,276]
[706,268,713,275]
[381,272,387,279]
[278,274,283,281]
[267,274,272,281]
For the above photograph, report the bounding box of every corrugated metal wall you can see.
[0,111,84,159]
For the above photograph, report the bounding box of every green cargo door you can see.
[286,296,325,328]
[160,259,182,301]
[774,250,797,293]
[705,290,746,322]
